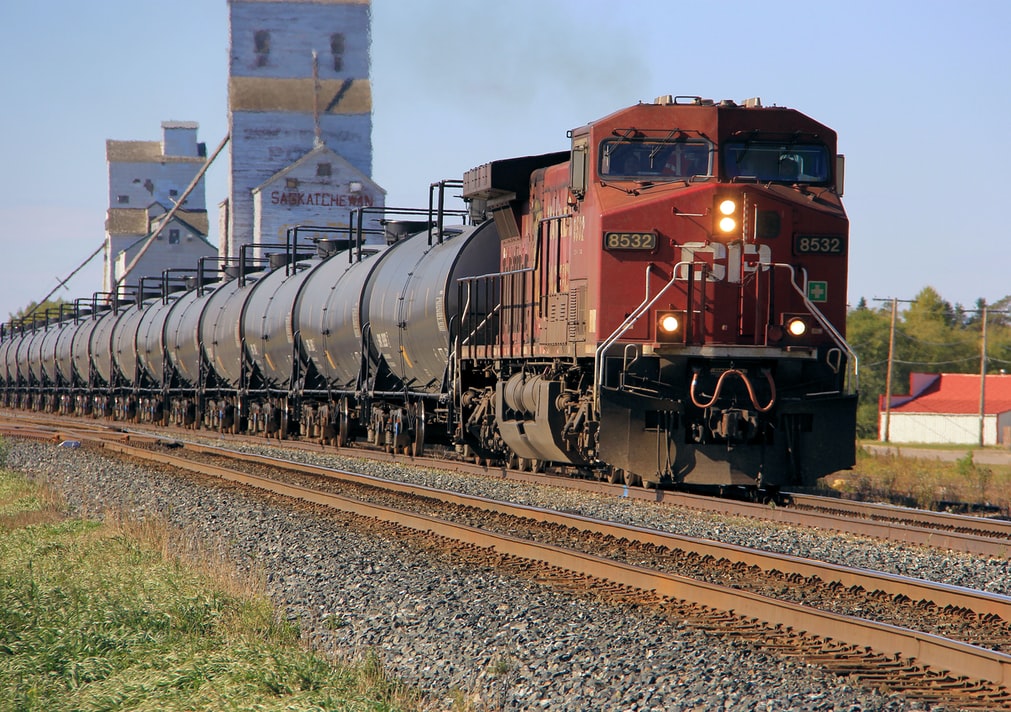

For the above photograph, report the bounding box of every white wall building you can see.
[252,144,384,247]
[879,372,1011,446]
[104,121,215,295]
[224,0,382,259]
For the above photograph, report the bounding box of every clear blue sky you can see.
[2,0,1009,320]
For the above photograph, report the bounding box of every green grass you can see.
[0,464,421,712]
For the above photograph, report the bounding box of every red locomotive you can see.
[457,95,855,490]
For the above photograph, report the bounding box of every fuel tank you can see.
[71,312,108,385]
[37,322,66,384]
[90,305,134,387]
[364,222,500,392]
[17,333,35,384]
[1,332,22,384]
[55,316,84,384]
[25,326,51,383]
[0,336,12,385]
[201,276,257,389]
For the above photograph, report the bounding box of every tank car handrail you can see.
[593,262,692,414]
[771,262,859,393]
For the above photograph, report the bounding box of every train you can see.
[0,95,857,492]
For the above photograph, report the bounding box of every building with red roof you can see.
[879,373,1011,445]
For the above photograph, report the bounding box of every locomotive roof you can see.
[575,96,837,153]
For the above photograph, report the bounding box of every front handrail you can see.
[771,262,859,394]
[593,262,692,414]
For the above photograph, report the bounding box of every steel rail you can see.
[1,411,1008,557]
[3,415,1009,612]
[142,439,1011,623]
[83,438,1011,688]
[4,418,1011,691]
[788,491,1011,537]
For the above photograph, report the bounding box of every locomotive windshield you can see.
[722,141,831,184]
[600,138,712,180]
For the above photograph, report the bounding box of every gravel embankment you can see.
[7,438,971,711]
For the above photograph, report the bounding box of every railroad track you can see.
[4,416,1011,708]
[3,410,1009,559]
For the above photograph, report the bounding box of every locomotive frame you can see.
[1,95,858,492]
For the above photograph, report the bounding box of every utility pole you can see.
[873,297,913,443]
[979,304,988,447]
[883,298,898,442]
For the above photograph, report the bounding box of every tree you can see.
[846,302,892,437]
[846,288,1011,441]
[7,299,71,325]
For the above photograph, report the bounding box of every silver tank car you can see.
[6,332,23,385]
[365,221,500,393]
[136,296,179,386]
[70,312,107,385]
[55,315,83,385]
[89,305,134,387]
[243,258,322,390]
[201,276,255,389]
[25,327,50,384]
[112,303,150,387]
[0,333,17,385]
[164,284,222,387]
[296,246,388,389]
[38,323,65,384]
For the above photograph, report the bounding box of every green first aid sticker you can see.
[807,281,828,303]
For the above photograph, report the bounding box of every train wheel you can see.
[624,470,641,487]
[607,467,622,484]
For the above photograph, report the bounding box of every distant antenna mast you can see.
[312,50,323,148]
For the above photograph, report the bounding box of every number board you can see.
[604,232,657,250]
[793,234,845,255]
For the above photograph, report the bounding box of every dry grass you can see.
[823,446,1011,513]
[0,461,423,711]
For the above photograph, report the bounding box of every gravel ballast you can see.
[6,438,970,711]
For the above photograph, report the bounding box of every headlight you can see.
[656,311,685,343]
[713,195,741,238]
[786,317,808,337]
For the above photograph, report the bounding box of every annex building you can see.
[104,121,216,294]
[879,372,1011,446]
